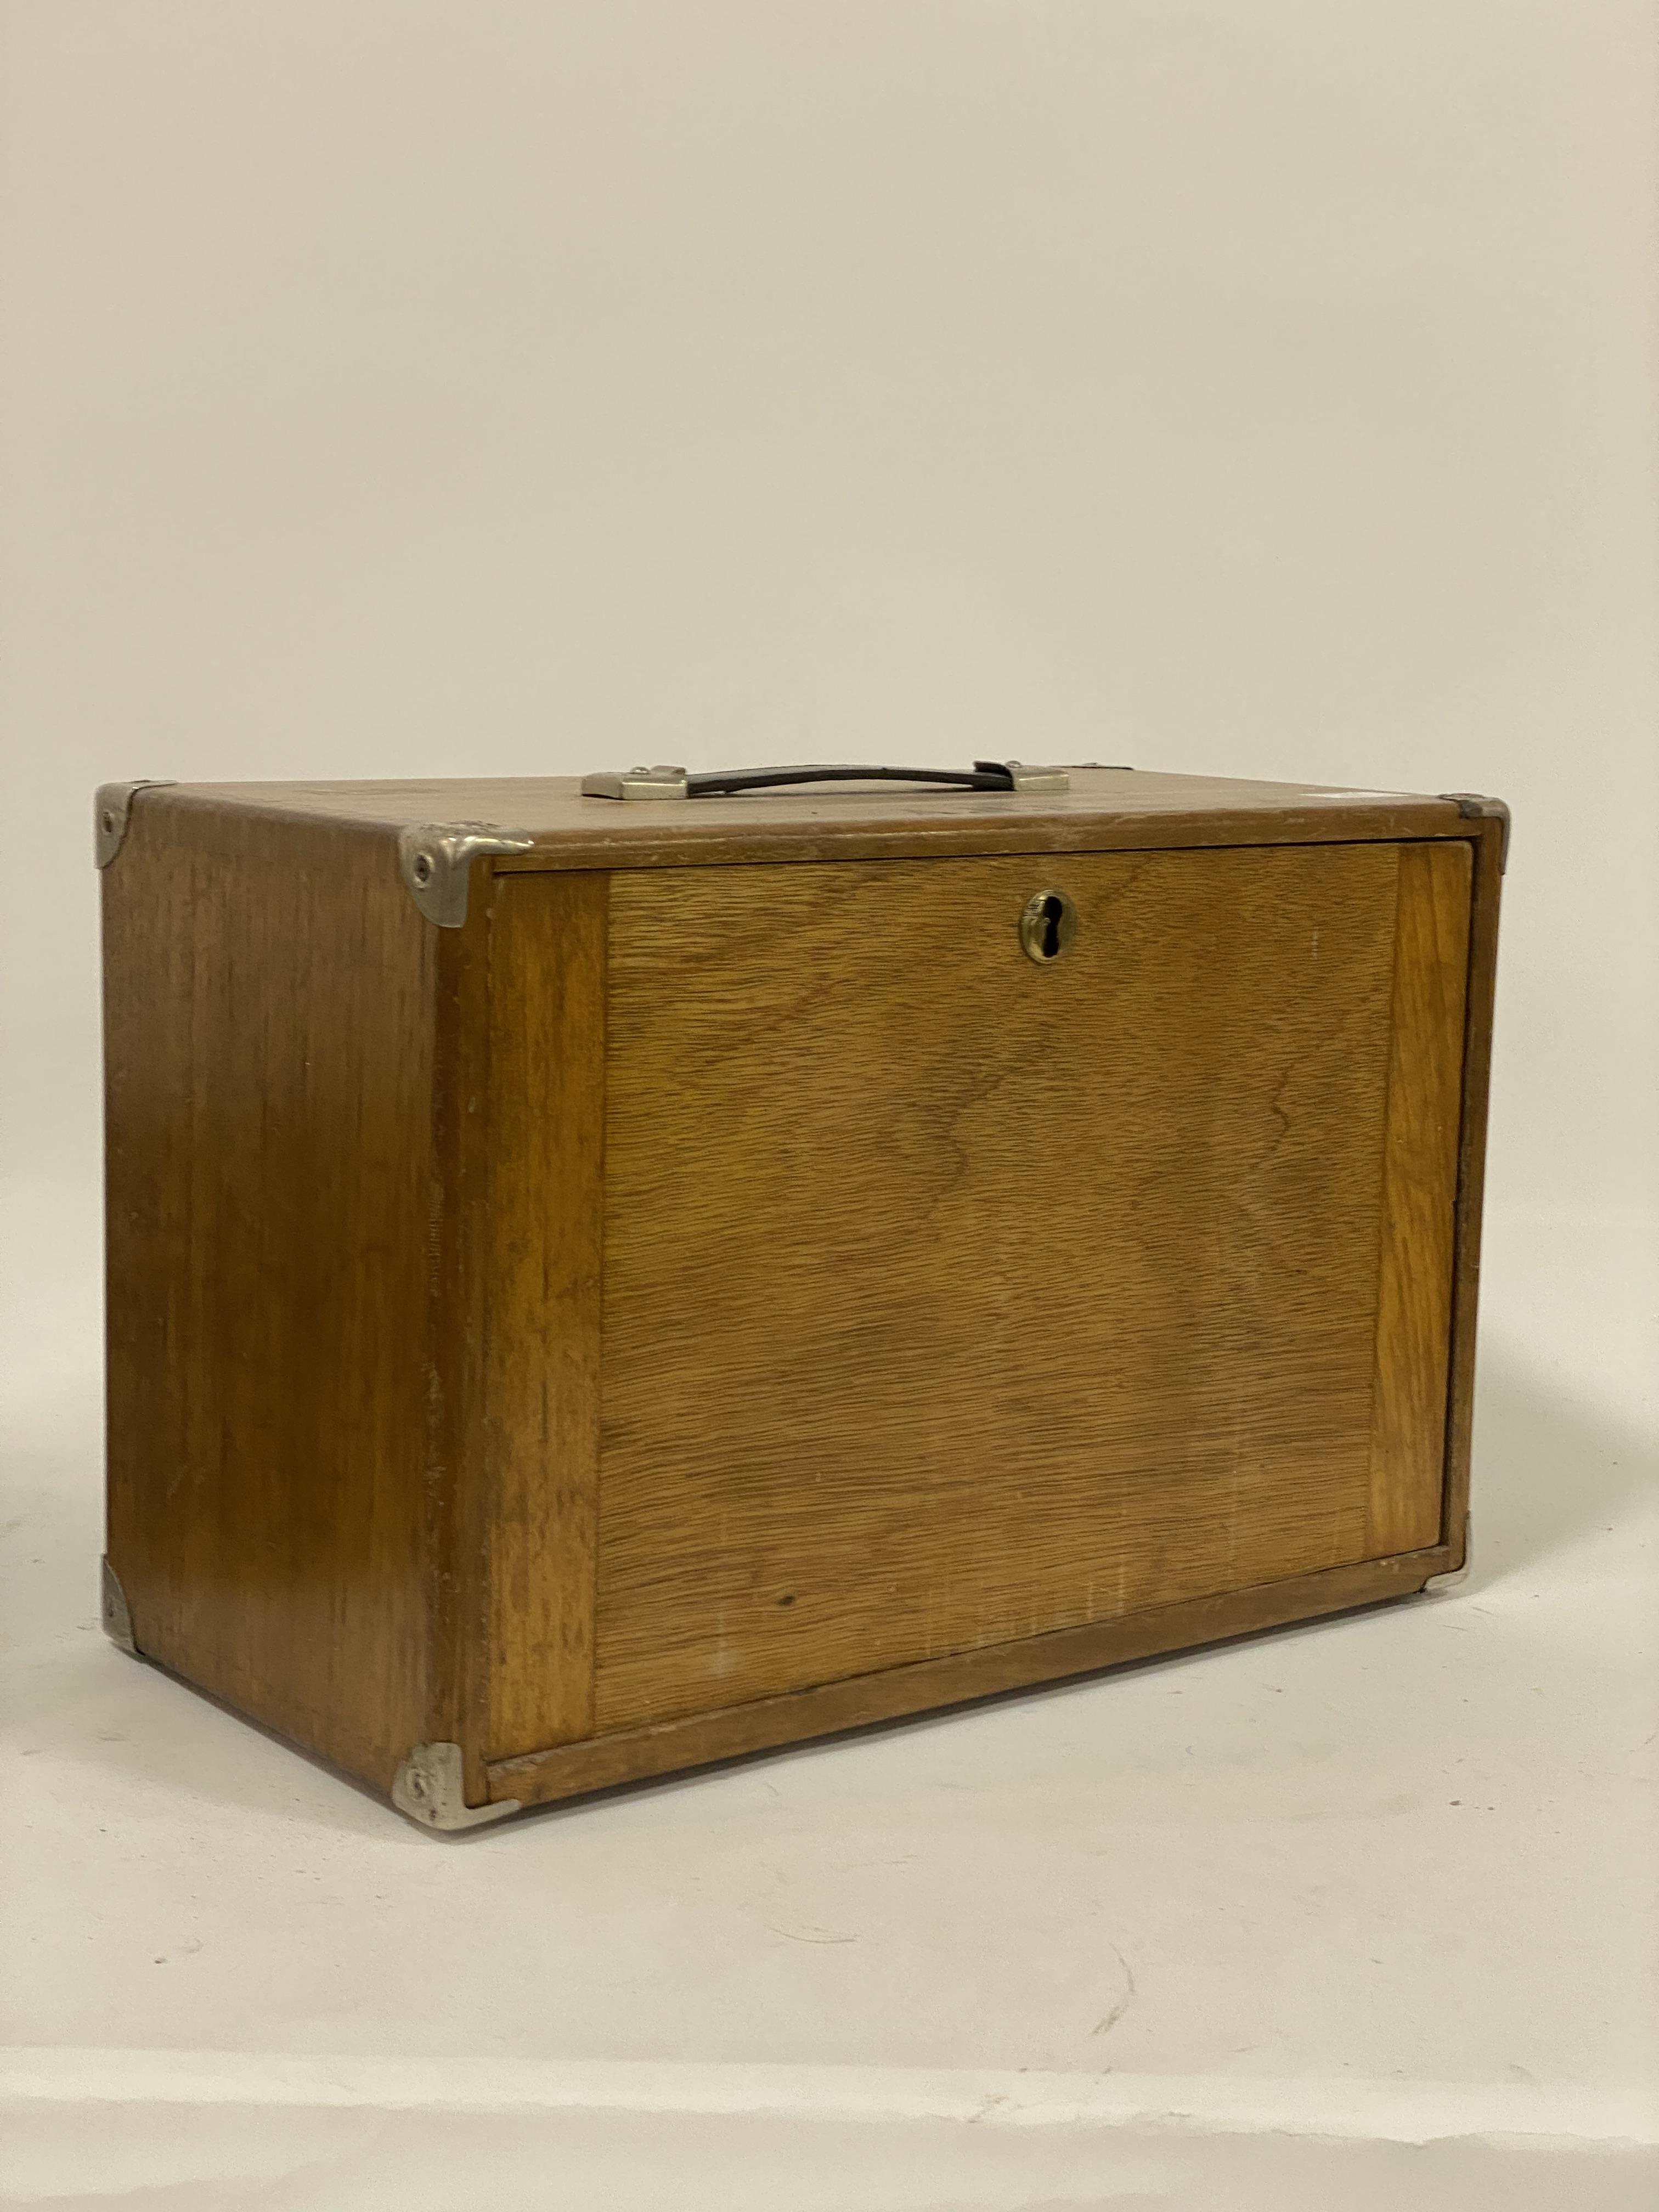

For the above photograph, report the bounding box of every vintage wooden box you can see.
[97,764,1505,1830]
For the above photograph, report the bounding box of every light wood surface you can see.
[102,797,436,1793]
[1365,842,1472,1553]
[586,843,1420,1736]
[484,872,609,1760]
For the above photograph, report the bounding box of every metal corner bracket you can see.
[1422,1515,1473,1594]
[1439,793,1510,872]
[100,1556,138,1654]
[94,781,176,868]
[391,1742,521,1832]
[397,823,535,928]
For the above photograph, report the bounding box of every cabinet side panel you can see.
[484,871,608,1759]
[1365,840,1472,1555]
[102,797,435,1794]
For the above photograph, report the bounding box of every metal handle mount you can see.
[579,760,1070,802]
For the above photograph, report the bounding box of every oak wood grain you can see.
[489,1543,1453,1809]
[591,843,1405,1735]
[483,871,609,1759]
[102,792,437,1793]
[1365,842,1472,1554]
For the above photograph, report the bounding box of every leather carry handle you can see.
[580,759,1069,801]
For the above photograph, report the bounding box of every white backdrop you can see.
[2,0,1655,1211]
[2,7,1656,2208]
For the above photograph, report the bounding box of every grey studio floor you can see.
[2,1183,1655,2209]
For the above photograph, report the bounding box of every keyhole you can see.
[1020,886,1077,964]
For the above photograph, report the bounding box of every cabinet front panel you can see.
[569,840,1467,1736]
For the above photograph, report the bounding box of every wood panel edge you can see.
[422,870,497,1803]
[1440,819,1506,1561]
[488,806,1470,876]
[482,869,610,1761]
[487,1547,1453,1809]
[1363,840,1473,1555]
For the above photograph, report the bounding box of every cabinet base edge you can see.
[487,1545,1453,1814]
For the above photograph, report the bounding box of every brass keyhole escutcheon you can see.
[1020,887,1077,964]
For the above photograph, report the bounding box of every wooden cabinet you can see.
[99,768,1504,1828]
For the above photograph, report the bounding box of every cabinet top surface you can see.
[142,769,1472,866]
